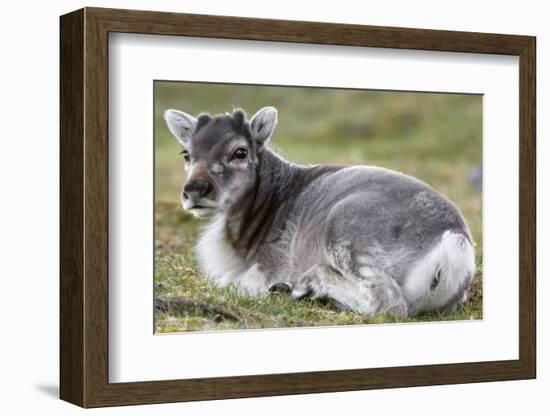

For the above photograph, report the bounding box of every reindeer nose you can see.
[183,179,213,201]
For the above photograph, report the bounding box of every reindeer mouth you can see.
[181,196,219,218]
[188,202,218,210]
[186,203,218,219]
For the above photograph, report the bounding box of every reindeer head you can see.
[164,107,278,218]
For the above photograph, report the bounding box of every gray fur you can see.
[165,106,476,318]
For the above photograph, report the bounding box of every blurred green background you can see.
[154,81,482,333]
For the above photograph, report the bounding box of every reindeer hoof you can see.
[269,282,293,294]
[290,285,315,301]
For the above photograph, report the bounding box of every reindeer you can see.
[164,107,475,317]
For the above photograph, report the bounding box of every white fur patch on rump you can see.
[401,230,476,315]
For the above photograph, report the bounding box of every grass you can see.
[154,83,483,333]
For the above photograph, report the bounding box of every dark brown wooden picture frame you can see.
[60,7,536,408]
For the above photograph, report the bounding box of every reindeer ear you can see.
[250,107,278,146]
[164,109,197,147]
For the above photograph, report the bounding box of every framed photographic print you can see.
[60,7,536,408]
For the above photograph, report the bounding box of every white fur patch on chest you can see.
[195,216,268,295]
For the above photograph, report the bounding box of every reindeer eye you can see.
[179,149,190,162]
[232,148,248,161]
